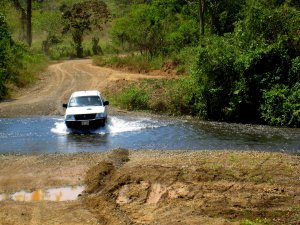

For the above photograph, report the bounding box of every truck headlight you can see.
[95,113,105,119]
[66,115,75,121]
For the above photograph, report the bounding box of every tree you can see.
[26,0,32,46]
[62,0,110,58]
[34,11,64,55]
[12,0,32,46]
[111,4,165,57]
[111,0,199,56]
[12,0,27,41]
[192,0,245,36]
[197,0,205,35]
[0,15,12,97]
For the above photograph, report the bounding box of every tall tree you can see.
[12,0,27,41]
[195,0,245,36]
[198,0,205,35]
[62,0,110,58]
[12,0,32,46]
[26,0,32,46]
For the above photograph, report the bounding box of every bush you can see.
[228,44,291,123]
[0,15,49,99]
[261,83,300,127]
[192,35,239,120]
[49,42,74,60]
[190,33,299,126]
[171,46,199,74]
[94,54,165,72]
[147,78,194,115]
[109,77,204,117]
[0,15,12,97]
[113,86,149,110]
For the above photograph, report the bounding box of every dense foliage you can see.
[190,1,300,126]
[109,0,300,127]
[0,16,13,97]
[111,0,199,57]
[0,15,47,99]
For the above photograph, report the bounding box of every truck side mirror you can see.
[63,103,68,108]
[104,101,109,106]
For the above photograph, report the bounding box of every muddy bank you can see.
[0,150,299,224]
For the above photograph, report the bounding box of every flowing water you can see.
[0,115,299,154]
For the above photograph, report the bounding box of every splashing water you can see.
[107,116,161,134]
[51,116,163,135]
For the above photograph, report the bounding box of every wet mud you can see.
[83,150,300,225]
[0,150,299,224]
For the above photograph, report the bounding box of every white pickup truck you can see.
[63,90,109,130]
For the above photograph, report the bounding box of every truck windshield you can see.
[69,96,103,107]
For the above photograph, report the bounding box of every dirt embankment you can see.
[0,150,299,225]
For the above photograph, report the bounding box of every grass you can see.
[106,75,202,116]
[18,54,48,84]
[240,218,272,225]
[111,85,150,110]
[5,52,49,98]
[93,54,164,72]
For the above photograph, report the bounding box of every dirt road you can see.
[0,60,299,225]
[0,59,162,117]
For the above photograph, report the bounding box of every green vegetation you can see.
[0,15,47,99]
[62,0,110,58]
[93,54,164,72]
[108,78,203,115]
[1,0,299,127]
[241,218,271,225]
[105,0,300,127]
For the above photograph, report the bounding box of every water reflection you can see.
[0,186,84,202]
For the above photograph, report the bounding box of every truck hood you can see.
[65,106,105,116]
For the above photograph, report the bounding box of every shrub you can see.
[261,83,300,127]
[114,86,149,110]
[93,54,163,73]
[229,44,291,123]
[0,15,49,99]
[0,15,12,97]
[192,35,239,120]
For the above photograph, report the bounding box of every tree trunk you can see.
[73,30,84,58]
[12,0,27,41]
[208,0,221,35]
[27,0,32,46]
[198,0,205,36]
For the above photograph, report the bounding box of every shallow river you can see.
[0,115,299,154]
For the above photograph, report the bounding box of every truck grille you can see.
[75,114,96,120]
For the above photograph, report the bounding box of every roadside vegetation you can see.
[0,0,299,127]
[0,15,48,98]
[102,0,300,127]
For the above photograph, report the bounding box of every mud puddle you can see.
[0,186,84,202]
